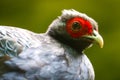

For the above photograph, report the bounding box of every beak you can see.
[83,30,104,48]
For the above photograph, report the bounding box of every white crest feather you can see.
[61,9,98,28]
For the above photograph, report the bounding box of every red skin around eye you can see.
[66,17,93,38]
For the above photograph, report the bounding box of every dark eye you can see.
[71,22,81,31]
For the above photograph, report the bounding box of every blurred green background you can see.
[0,0,120,80]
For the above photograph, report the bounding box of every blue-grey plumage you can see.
[0,9,104,80]
[0,26,41,57]
[0,26,42,75]
[1,37,94,80]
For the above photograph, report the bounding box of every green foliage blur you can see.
[0,0,120,80]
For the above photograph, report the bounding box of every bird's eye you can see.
[71,22,81,32]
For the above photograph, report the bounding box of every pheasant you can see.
[0,9,103,80]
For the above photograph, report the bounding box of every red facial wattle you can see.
[66,17,93,38]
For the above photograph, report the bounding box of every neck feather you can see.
[47,30,92,53]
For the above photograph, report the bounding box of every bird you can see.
[0,9,103,80]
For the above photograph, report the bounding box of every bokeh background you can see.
[0,0,119,80]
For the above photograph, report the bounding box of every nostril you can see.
[93,33,96,36]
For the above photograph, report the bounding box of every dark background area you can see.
[0,0,120,80]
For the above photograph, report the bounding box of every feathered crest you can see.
[60,9,98,29]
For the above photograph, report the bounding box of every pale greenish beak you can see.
[84,30,104,48]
